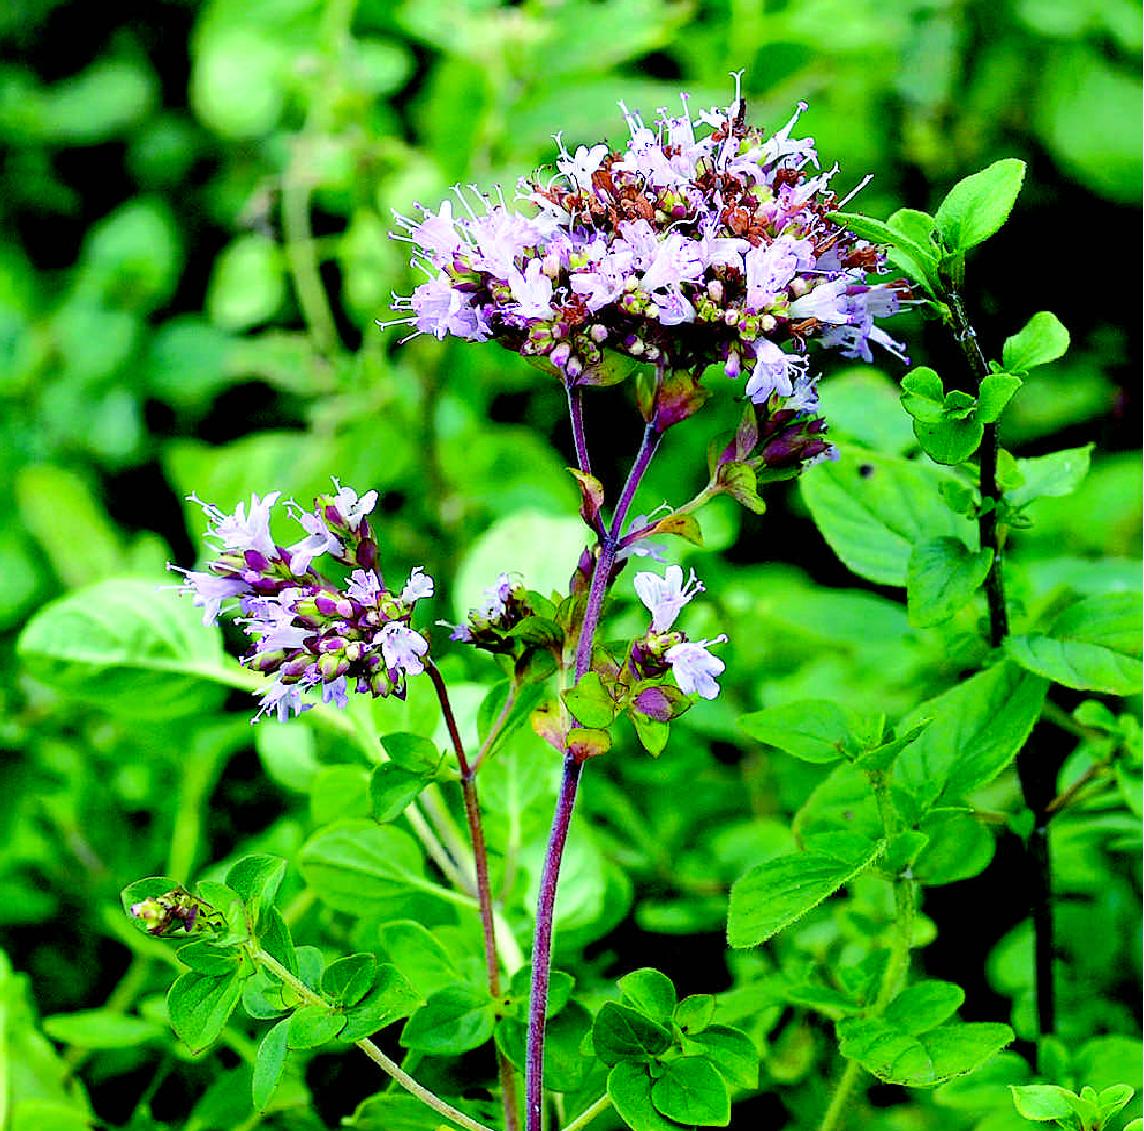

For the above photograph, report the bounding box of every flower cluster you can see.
[387,75,907,420]
[630,565,727,700]
[169,482,434,721]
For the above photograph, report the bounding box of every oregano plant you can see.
[14,68,1141,1131]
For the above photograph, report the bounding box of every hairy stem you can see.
[425,660,521,1131]
[526,413,662,1131]
[254,948,494,1131]
[525,755,583,1131]
[945,287,1053,1049]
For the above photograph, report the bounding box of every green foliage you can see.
[2,3,1139,1131]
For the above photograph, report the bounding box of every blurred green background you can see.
[1,1,1140,1129]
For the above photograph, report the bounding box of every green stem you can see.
[253,947,495,1131]
[562,1094,612,1131]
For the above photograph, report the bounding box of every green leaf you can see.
[1002,312,1071,375]
[913,418,985,466]
[681,1025,759,1090]
[16,580,231,718]
[1009,1084,1082,1121]
[1005,592,1142,695]
[567,726,612,760]
[883,981,965,1034]
[380,732,443,774]
[496,1001,594,1093]
[618,968,676,1024]
[631,711,670,757]
[740,699,867,764]
[592,1002,673,1065]
[378,921,459,998]
[321,954,377,1008]
[1099,1084,1135,1119]
[299,821,438,914]
[207,233,285,330]
[976,374,1023,423]
[674,995,716,1035]
[563,671,617,728]
[251,1019,289,1111]
[828,210,940,295]
[286,1003,346,1049]
[896,662,1049,808]
[400,986,495,1055]
[719,461,767,515]
[727,834,883,948]
[168,970,247,1053]
[801,445,972,586]
[906,537,993,627]
[608,1061,677,1131]
[838,1016,1014,1087]
[651,1057,731,1126]
[177,941,244,975]
[1005,446,1093,508]
[226,855,286,925]
[935,159,1027,253]
[370,763,431,823]
[339,965,421,1042]
[900,367,946,423]
[41,1010,164,1049]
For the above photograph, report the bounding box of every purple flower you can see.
[330,480,378,531]
[665,635,728,699]
[385,73,908,434]
[287,510,342,576]
[256,678,311,723]
[347,568,384,606]
[189,491,281,561]
[377,622,428,676]
[634,564,704,632]
[168,567,249,626]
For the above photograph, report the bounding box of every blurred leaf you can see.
[17,579,234,718]
[207,234,287,330]
[1035,47,1142,203]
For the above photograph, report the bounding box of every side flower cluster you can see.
[387,75,907,420]
[630,564,727,700]
[169,482,433,721]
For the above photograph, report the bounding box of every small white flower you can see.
[665,635,728,699]
[330,479,379,531]
[634,564,704,632]
[377,622,428,676]
[400,566,435,604]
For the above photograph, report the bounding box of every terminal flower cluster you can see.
[630,564,727,700]
[169,482,433,721]
[387,76,908,420]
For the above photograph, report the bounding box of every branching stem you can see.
[253,947,495,1131]
[525,397,662,1131]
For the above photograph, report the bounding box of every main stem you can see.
[525,416,661,1131]
[946,287,1053,1050]
[425,661,520,1131]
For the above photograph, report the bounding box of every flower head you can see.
[386,75,908,448]
[172,481,434,721]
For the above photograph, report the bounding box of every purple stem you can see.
[567,383,592,477]
[525,418,661,1131]
[524,754,582,1130]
